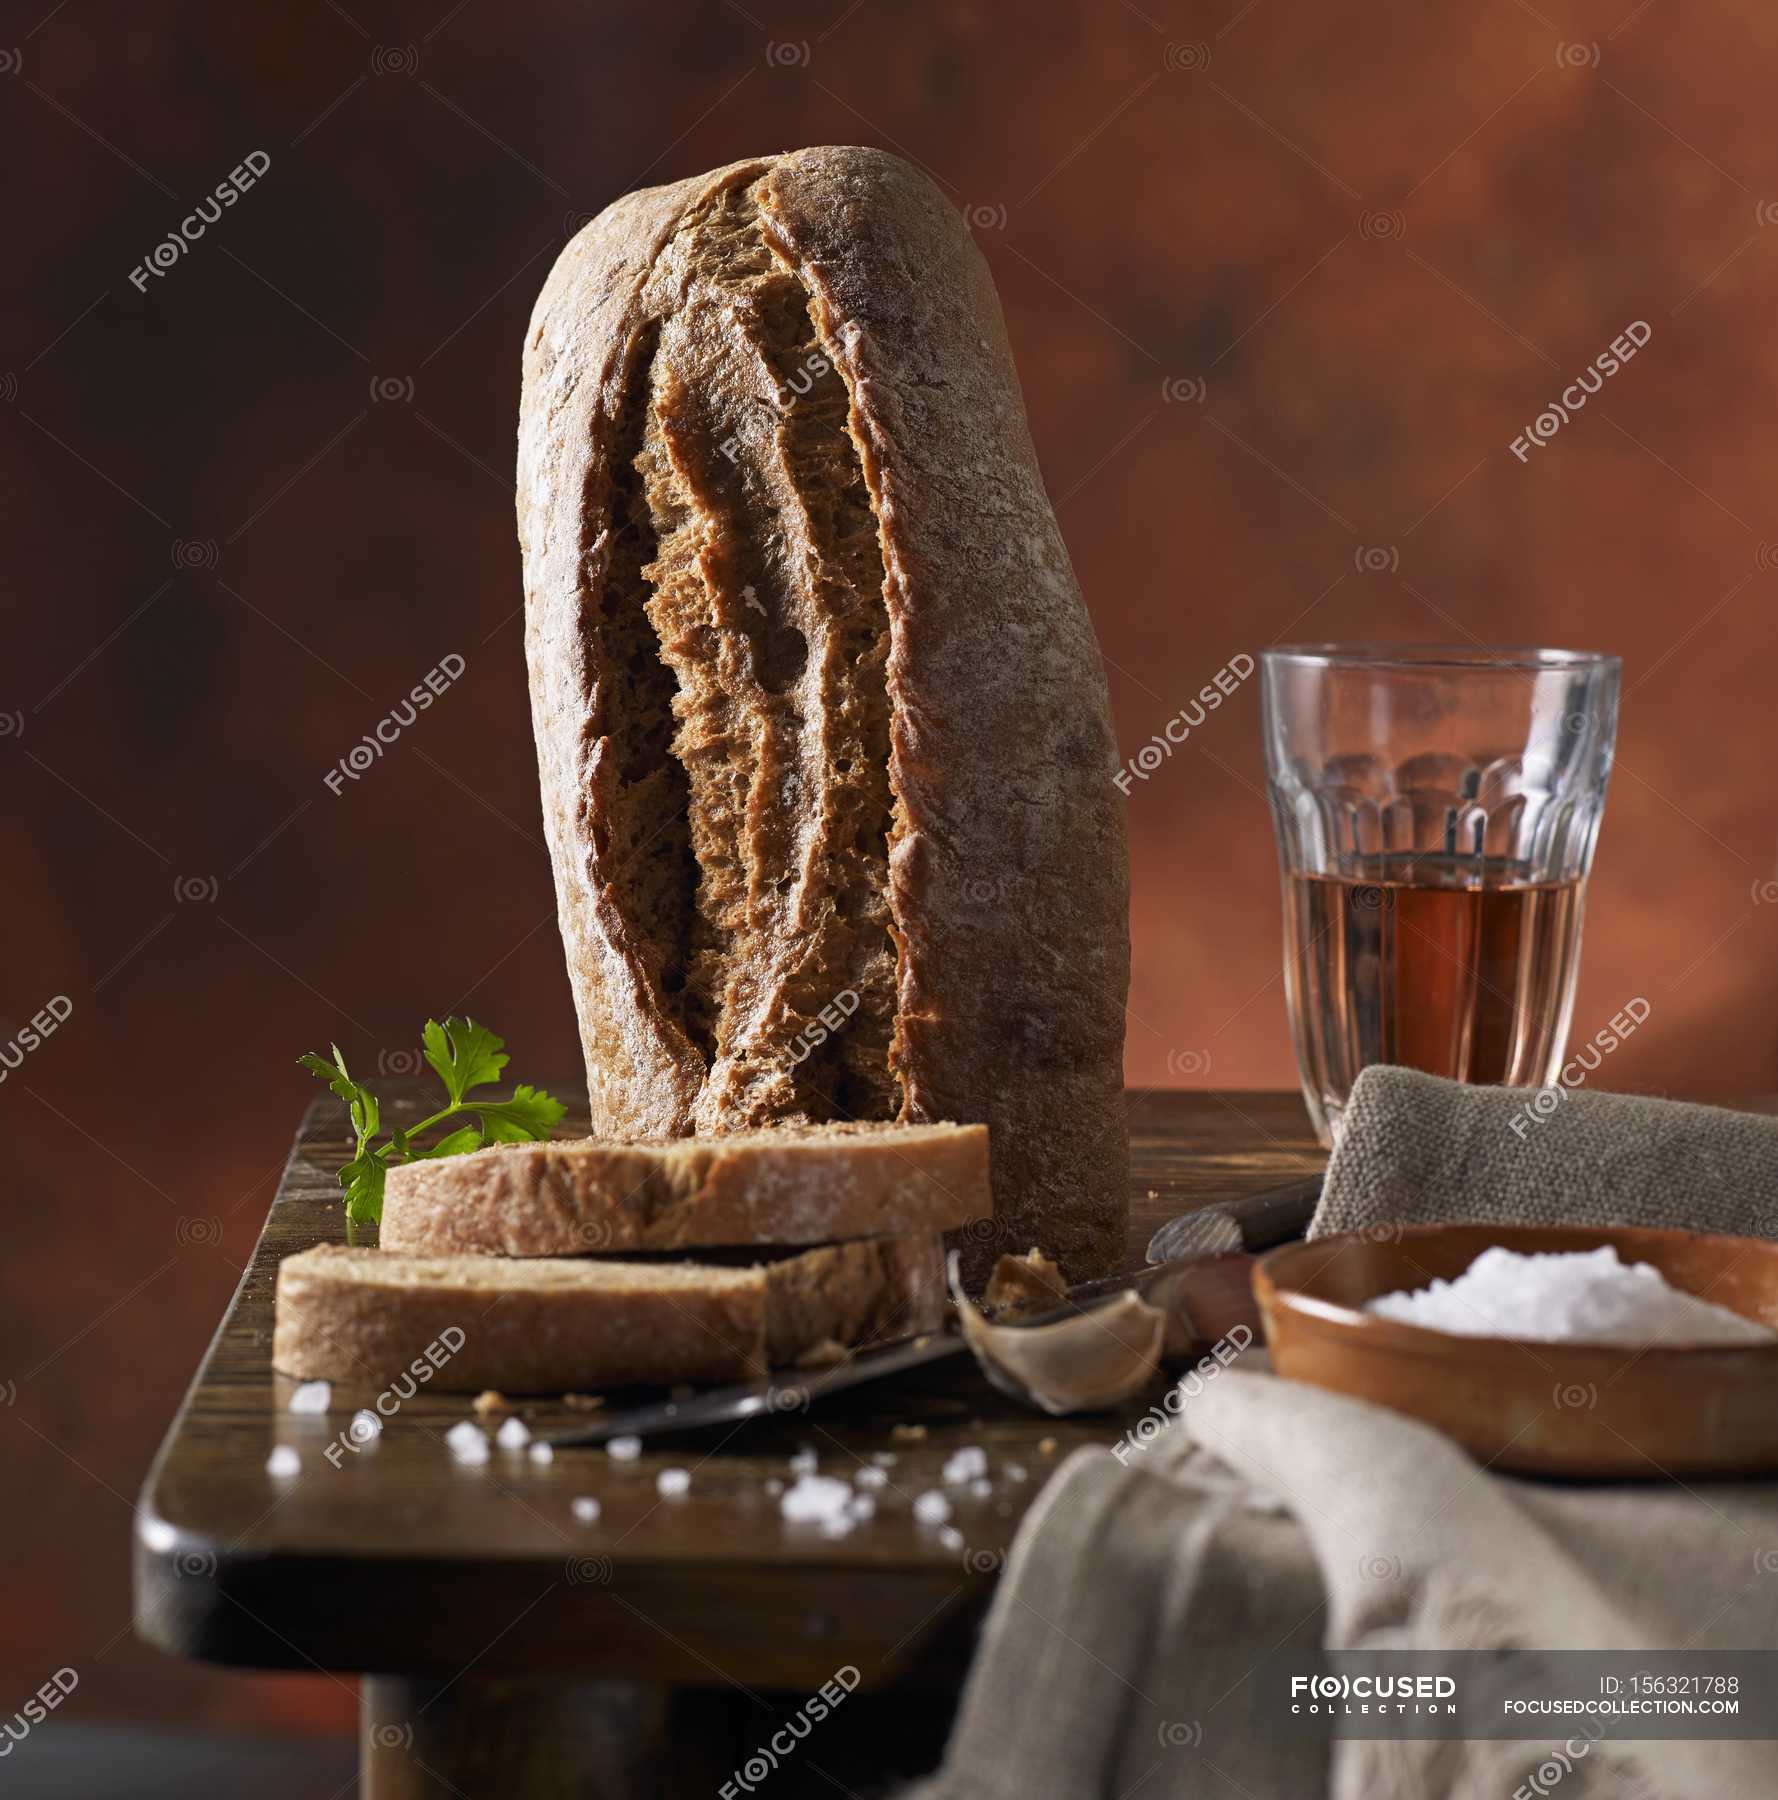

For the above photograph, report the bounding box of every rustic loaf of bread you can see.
[381,1120,988,1257]
[517,145,1130,1280]
[273,1235,945,1391]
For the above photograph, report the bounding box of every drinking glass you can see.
[1260,645,1620,1146]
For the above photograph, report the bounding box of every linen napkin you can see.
[1311,1065,1778,1240]
[908,1071,1778,1800]
[908,1373,1778,1799]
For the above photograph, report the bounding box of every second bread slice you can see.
[273,1235,945,1391]
[380,1120,988,1256]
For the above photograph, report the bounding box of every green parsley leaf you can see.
[418,1124,485,1159]
[421,1017,509,1105]
[476,1084,567,1143]
[340,1145,389,1225]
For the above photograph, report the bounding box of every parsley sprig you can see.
[300,1017,565,1224]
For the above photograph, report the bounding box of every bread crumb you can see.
[472,1390,512,1419]
[794,1337,853,1370]
[891,1423,928,1443]
[985,1247,1067,1318]
[1146,1189,1159,1200]
[562,1393,605,1412]
[1038,1437,1058,1456]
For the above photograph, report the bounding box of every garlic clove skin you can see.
[948,1253,1165,1416]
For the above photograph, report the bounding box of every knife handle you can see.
[1145,1174,1323,1265]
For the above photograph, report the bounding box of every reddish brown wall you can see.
[6,0,1775,1736]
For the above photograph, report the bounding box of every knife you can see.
[542,1173,1323,1447]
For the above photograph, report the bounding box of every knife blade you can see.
[542,1172,1323,1447]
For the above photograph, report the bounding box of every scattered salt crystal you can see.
[765,1478,785,1496]
[781,1474,853,1524]
[528,1441,554,1465]
[855,1465,889,1489]
[943,1447,987,1485]
[496,1417,531,1450]
[872,1451,898,1467]
[913,1490,952,1526]
[606,1435,643,1461]
[969,1478,992,1500]
[937,1525,964,1551]
[657,1468,691,1498]
[287,1381,330,1415]
[789,1448,819,1475]
[819,1514,855,1538]
[266,1445,300,1478]
[1004,1464,1028,1483]
[571,1497,602,1524]
[446,1421,489,1464]
[846,1493,876,1522]
[1365,1245,1775,1346]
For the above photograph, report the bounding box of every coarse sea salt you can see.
[657,1468,691,1499]
[287,1380,330,1415]
[942,1446,987,1485]
[606,1435,643,1461]
[1365,1245,1775,1347]
[913,1490,952,1526]
[496,1417,531,1450]
[266,1445,300,1478]
[571,1497,602,1524]
[780,1474,852,1525]
[446,1421,490,1464]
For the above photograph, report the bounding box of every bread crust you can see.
[519,146,1130,1280]
[272,1235,945,1392]
[381,1121,989,1256]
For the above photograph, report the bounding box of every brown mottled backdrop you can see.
[6,0,1777,1742]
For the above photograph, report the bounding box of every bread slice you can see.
[380,1120,989,1257]
[272,1235,945,1391]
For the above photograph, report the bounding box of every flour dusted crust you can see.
[518,146,1130,1282]
[380,1121,989,1256]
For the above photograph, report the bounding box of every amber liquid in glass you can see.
[1283,854,1584,1137]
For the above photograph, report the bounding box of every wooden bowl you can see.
[1254,1224,1778,1479]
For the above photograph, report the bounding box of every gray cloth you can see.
[1312,1066,1778,1240]
[911,1374,1778,1799]
[910,1074,1778,1800]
